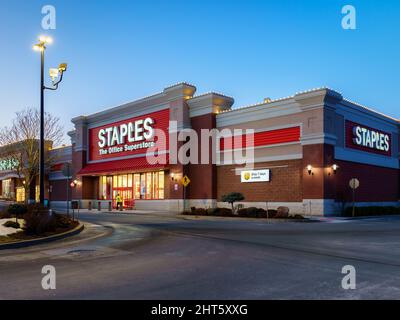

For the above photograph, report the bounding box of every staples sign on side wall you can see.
[345,120,391,157]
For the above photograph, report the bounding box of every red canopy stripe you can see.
[78,155,168,176]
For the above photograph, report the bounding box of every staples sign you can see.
[346,120,391,156]
[88,109,169,161]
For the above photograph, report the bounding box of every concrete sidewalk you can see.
[58,208,177,217]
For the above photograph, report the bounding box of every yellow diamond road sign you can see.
[182,175,191,187]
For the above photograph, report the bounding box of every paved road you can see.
[1,212,400,299]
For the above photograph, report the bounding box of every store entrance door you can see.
[112,188,133,209]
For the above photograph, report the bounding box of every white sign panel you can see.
[241,169,270,183]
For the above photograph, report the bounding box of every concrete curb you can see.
[0,222,84,250]
[180,215,317,223]
[337,214,400,220]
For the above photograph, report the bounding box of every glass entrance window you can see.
[100,176,107,200]
[134,174,140,199]
[140,174,146,199]
[152,172,159,199]
[99,176,112,200]
[158,171,165,199]
[146,172,152,199]
[99,171,165,202]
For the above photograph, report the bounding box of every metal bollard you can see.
[98,201,101,211]
[88,201,92,211]
[108,201,112,211]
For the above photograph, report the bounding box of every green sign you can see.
[0,159,19,171]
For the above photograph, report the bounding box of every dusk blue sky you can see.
[0,0,399,144]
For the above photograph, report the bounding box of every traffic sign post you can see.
[61,162,72,217]
[182,175,191,212]
[182,175,190,187]
[349,178,360,217]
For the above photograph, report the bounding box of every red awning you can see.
[77,156,169,176]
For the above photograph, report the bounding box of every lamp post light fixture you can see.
[33,35,68,206]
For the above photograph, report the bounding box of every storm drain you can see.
[67,249,97,257]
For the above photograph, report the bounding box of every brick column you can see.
[186,93,234,208]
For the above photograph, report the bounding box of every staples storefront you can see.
[70,107,171,210]
[66,83,400,215]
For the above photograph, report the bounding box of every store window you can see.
[16,187,25,202]
[1,179,11,198]
[99,171,165,201]
[152,172,159,199]
[146,172,152,199]
[158,171,164,199]
[99,176,112,200]
[134,174,140,199]
[140,174,146,198]
[35,185,40,202]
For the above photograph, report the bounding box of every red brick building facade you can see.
[48,83,400,216]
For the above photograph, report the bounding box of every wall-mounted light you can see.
[70,179,79,188]
[332,164,338,174]
[170,172,175,181]
[307,164,313,175]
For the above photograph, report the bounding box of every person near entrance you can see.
[116,193,123,211]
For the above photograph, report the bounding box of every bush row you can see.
[184,207,304,219]
[184,207,235,217]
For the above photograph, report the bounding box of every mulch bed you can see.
[0,220,79,244]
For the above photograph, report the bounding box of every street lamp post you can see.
[39,41,45,205]
[33,36,67,206]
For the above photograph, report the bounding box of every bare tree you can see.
[0,108,64,203]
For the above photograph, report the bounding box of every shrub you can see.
[3,221,20,229]
[221,192,245,212]
[216,207,233,217]
[190,207,207,216]
[7,204,28,216]
[54,213,75,229]
[207,207,218,215]
[23,205,56,235]
[238,207,257,217]
[3,204,28,223]
[276,206,290,218]
[255,208,268,218]
[246,207,259,217]
[237,207,269,218]
[186,207,234,217]
[192,208,207,216]
[266,209,277,218]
